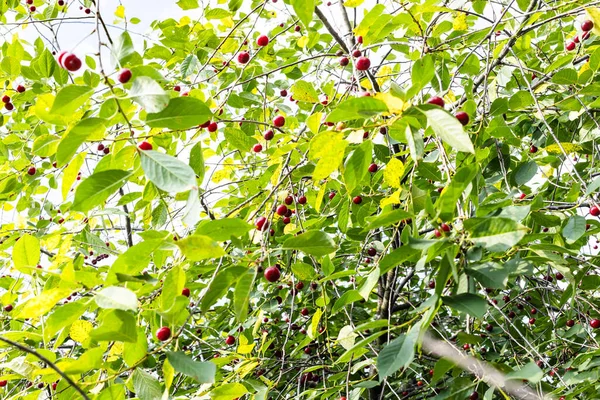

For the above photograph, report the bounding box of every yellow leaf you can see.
[309,132,348,181]
[115,5,125,18]
[163,359,175,390]
[380,189,402,208]
[376,66,392,86]
[17,288,73,319]
[178,16,191,26]
[544,143,581,155]
[315,184,326,212]
[383,158,405,188]
[108,342,124,361]
[361,77,373,90]
[344,0,365,6]
[221,17,234,28]
[70,320,93,343]
[580,61,591,76]
[374,92,408,114]
[453,12,467,31]
[298,36,309,48]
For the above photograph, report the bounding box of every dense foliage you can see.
[1,0,600,399]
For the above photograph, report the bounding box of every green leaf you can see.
[13,234,40,271]
[45,301,88,341]
[37,49,56,78]
[160,265,186,312]
[132,368,162,400]
[344,140,373,194]
[291,262,317,281]
[431,358,455,383]
[326,97,388,122]
[506,362,543,383]
[234,269,255,322]
[50,85,94,115]
[90,309,138,343]
[200,267,245,312]
[365,209,413,230]
[56,118,106,167]
[110,31,134,68]
[177,0,199,9]
[140,150,197,193]
[291,80,319,103]
[94,286,138,311]
[442,294,487,319]
[332,290,363,315]
[176,235,226,261]
[282,230,336,256]
[167,352,216,383]
[377,319,422,380]
[223,128,257,152]
[210,382,249,400]
[436,164,478,221]
[358,267,380,300]
[62,347,104,374]
[194,218,253,241]
[189,141,205,182]
[465,262,509,289]
[562,215,586,244]
[291,0,315,28]
[464,217,528,252]
[32,134,60,157]
[418,106,474,153]
[146,97,212,130]
[129,76,170,114]
[123,327,148,367]
[72,170,132,213]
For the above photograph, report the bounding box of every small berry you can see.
[566,41,576,51]
[252,143,263,153]
[264,266,281,282]
[257,35,269,46]
[156,327,171,341]
[118,69,132,84]
[273,115,285,127]
[582,20,594,32]
[591,319,600,329]
[455,111,469,126]
[237,51,250,64]
[352,196,362,204]
[355,57,371,71]
[298,195,307,204]
[225,335,236,345]
[27,167,36,176]
[368,163,378,173]
[16,85,25,93]
[181,288,190,297]
[138,141,152,151]
[276,205,288,216]
[280,89,288,97]
[427,96,445,107]
[591,206,600,216]
[339,57,349,67]
[207,122,218,132]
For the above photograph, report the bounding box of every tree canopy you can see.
[1,0,600,399]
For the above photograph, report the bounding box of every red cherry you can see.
[58,0,64,5]
[138,141,152,151]
[427,96,445,107]
[280,89,288,97]
[529,318,536,325]
[339,57,349,66]
[4,103,13,111]
[63,54,82,71]
[298,195,307,204]
[555,272,564,280]
[29,5,36,12]
[367,247,377,256]
[283,216,291,224]
[368,163,378,173]
[329,192,336,200]
[463,343,470,350]
[1,95,9,103]
[566,319,575,327]
[27,167,36,176]
[255,216,269,231]
[181,288,190,297]
[225,335,236,345]
[352,196,362,205]
[264,266,281,282]
[118,69,132,83]
[530,145,538,153]
[173,85,181,92]
[156,327,171,341]
[434,229,441,238]
[103,147,110,154]
[591,206,600,216]
[16,85,25,93]
[257,35,269,46]
[237,51,250,64]
[300,307,309,316]
[273,115,285,127]
[355,57,371,71]
[295,25,301,32]
[3,305,13,312]
[84,8,91,14]
[519,193,527,199]
[357,36,363,44]
[566,41,576,51]
[455,111,469,126]
[428,280,435,288]
[207,122,218,132]
[52,382,57,390]
[284,196,293,205]
[252,143,263,153]
[303,347,311,354]
[352,49,361,58]
[264,130,274,140]
[582,20,594,32]
[276,205,288,216]
[590,319,600,329]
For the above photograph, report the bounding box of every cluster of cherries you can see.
[1,85,25,111]
[566,20,594,51]
[338,36,371,71]
[426,95,470,126]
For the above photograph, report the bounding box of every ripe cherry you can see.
[455,111,469,126]
[339,57,349,66]
[207,122,218,132]
[300,307,309,316]
[4,103,13,111]
[16,85,25,93]
[555,272,564,280]
[63,53,82,71]
[566,319,575,327]
[181,288,190,297]
[276,205,288,216]
[1,95,9,103]
[264,266,281,282]
[440,223,451,232]
[590,319,600,329]
[530,145,538,153]
[352,49,361,57]
[367,247,377,256]
[368,163,378,173]
[3,305,13,312]
[582,20,594,32]
[273,115,285,127]
[264,130,274,140]
[255,216,268,231]
[138,141,152,151]
[27,167,36,176]
[329,192,336,200]
[252,143,263,153]
[566,41,576,51]
[118,69,132,83]
[591,206,600,216]
[352,196,362,204]
[225,335,236,345]
[156,327,171,341]
[427,96,445,107]
[298,195,307,204]
[237,51,250,64]
[257,35,269,46]
[355,57,371,71]
[284,196,293,205]
[280,89,288,97]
